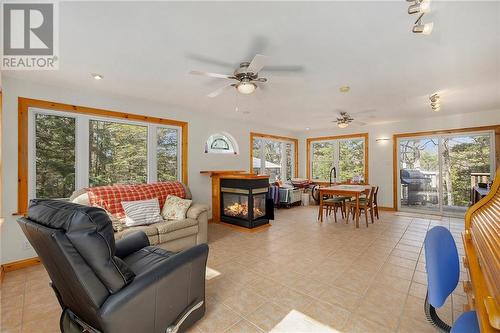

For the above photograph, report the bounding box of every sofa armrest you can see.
[186,203,209,220]
[99,244,208,333]
[115,231,150,259]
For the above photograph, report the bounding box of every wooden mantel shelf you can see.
[201,170,270,223]
[200,170,246,176]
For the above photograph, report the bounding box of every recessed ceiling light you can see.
[305,127,311,131]
[339,86,350,93]
[91,73,103,80]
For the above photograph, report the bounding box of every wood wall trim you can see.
[392,125,500,211]
[249,132,299,178]
[306,133,369,183]
[17,97,189,215]
[1,257,41,273]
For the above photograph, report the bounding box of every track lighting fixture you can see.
[407,0,433,35]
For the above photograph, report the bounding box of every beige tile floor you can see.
[1,206,468,333]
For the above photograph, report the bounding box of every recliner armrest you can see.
[115,231,150,258]
[186,203,209,220]
[98,244,209,333]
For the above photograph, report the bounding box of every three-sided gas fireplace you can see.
[220,178,269,228]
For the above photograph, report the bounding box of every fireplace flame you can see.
[224,202,264,219]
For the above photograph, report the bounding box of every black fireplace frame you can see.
[220,178,270,228]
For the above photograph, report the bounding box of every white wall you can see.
[297,110,500,209]
[0,76,295,264]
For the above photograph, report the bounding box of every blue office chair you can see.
[424,226,480,333]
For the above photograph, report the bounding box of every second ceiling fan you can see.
[189,54,269,98]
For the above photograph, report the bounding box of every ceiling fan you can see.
[334,111,367,128]
[189,54,269,98]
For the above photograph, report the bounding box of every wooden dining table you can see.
[318,184,372,228]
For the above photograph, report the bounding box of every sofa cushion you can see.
[161,195,192,221]
[155,218,198,234]
[115,224,159,238]
[122,198,163,227]
[159,225,199,243]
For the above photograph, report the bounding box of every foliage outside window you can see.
[157,128,179,181]
[310,137,366,182]
[31,110,182,200]
[89,120,148,187]
[253,137,295,182]
[35,114,76,198]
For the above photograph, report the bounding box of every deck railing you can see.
[470,172,490,188]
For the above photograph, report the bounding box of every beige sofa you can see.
[70,184,208,252]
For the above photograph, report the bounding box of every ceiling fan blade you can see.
[246,54,268,74]
[186,53,236,68]
[262,65,304,72]
[189,70,235,79]
[254,77,268,83]
[207,84,235,98]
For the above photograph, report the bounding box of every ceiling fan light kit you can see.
[407,0,434,35]
[236,81,256,94]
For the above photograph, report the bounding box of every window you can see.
[205,132,238,154]
[26,105,184,203]
[89,120,148,187]
[34,113,76,198]
[251,133,298,182]
[308,134,367,182]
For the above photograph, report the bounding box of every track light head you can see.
[408,0,431,14]
[413,22,434,35]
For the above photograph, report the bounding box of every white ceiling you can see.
[4,1,500,131]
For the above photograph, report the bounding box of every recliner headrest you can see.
[27,199,135,293]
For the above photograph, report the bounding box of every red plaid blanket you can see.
[87,182,186,218]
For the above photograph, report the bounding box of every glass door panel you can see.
[441,133,492,214]
[399,138,439,212]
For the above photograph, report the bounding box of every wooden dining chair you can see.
[373,186,379,219]
[318,196,348,223]
[358,185,379,220]
[346,186,375,227]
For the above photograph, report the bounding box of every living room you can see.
[1,1,499,333]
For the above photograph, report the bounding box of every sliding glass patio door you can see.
[397,131,495,216]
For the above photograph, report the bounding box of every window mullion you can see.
[334,140,340,181]
[148,125,158,183]
[76,116,89,189]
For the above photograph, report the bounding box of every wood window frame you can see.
[306,133,369,184]
[249,132,299,178]
[17,97,188,215]
[392,125,500,210]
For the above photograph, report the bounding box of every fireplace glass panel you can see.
[253,194,266,220]
[223,193,249,219]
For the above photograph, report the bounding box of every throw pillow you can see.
[122,198,163,227]
[161,195,192,221]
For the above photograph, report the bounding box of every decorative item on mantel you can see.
[200,170,272,229]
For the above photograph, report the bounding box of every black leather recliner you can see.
[17,199,208,333]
